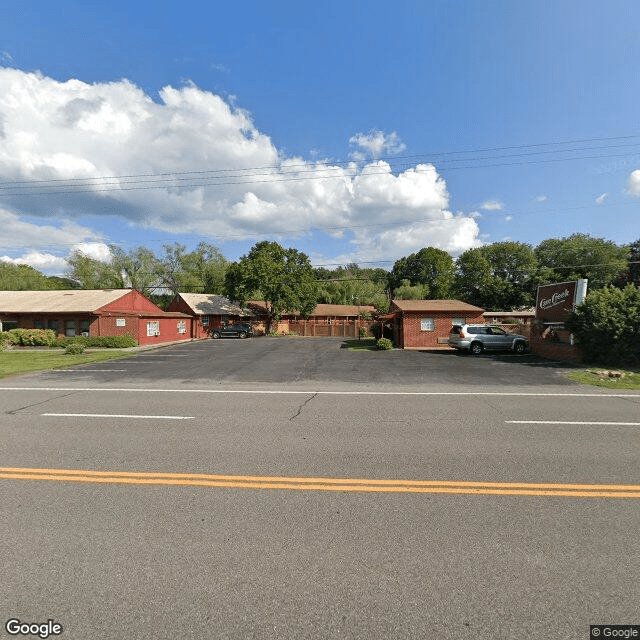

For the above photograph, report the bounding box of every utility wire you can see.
[2,135,640,195]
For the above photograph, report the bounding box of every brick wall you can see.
[95,314,140,341]
[529,325,583,363]
[401,311,485,348]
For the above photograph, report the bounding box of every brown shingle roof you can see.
[0,289,132,313]
[391,299,485,313]
[177,293,249,316]
[246,301,376,317]
[310,304,376,317]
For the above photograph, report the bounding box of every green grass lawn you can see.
[567,368,640,390]
[0,350,136,379]
[342,338,379,351]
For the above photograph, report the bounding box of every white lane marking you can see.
[1,387,638,397]
[48,369,128,372]
[42,413,194,420]
[507,420,640,426]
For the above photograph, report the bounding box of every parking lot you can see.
[19,336,578,390]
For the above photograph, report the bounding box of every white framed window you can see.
[147,321,160,337]
[116,318,126,327]
[177,320,187,334]
[420,317,435,332]
[452,317,465,326]
[202,315,209,326]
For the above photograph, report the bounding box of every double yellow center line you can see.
[1,467,640,498]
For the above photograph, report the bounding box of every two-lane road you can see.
[1,339,638,639]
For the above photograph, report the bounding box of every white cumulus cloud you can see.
[627,170,640,196]
[480,200,504,211]
[349,129,406,161]
[0,68,481,270]
[595,192,608,205]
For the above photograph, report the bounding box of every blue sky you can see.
[1,0,639,275]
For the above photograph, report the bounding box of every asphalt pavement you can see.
[1,337,639,640]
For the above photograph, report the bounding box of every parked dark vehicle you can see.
[448,324,528,355]
[211,322,253,339]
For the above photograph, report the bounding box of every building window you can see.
[48,319,59,333]
[65,319,76,337]
[202,315,209,326]
[420,318,435,332]
[116,318,126,327]
[147,321,160,337]
[452,317,465,326]
[34,319,46,329]
[177,320,187,334]
[80,319,90,337]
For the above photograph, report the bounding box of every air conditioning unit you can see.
[81,332,89,337]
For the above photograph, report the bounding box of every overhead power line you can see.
[1,134,640,196]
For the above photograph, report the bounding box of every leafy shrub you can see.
[0,332,9,351]
[376,337,394,350]
[370,323,382,340]
[565,284,640,367]
[6,328,56,346]
[65,343,86,355]
[55,334,137,349]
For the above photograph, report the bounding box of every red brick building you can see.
[168,293,250,339]
[389,299,485,349]
[0,289,192,346]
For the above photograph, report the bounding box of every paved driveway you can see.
[45,336,577,389]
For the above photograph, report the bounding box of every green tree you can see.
[565,284,640,366]
[65,250,123,289]
[389,247,455,298]
[315,264,390,311]
[159,242,228,295]
[109,245,162,293]
[613,238,640,288]
[392,279,428,300]
[534,233,628,289]
[0,263,76,290]
[224,241,317,332]
[454,241,539,310]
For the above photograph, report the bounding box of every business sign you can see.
[536,280,588,323]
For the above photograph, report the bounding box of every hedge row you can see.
[3,328,57,346]
[0,330,137,349]
[54,335,138,348]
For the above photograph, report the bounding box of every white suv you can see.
[448,324,528,355]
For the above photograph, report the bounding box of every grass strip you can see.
[567,368,640,390]
[0,350,135,379]
[342,338,379,352]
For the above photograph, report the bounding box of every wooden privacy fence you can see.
[289,320,377,338]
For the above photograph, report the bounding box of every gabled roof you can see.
[0,289,133,313]
[391,299,485,313]
[483,309,535,317]
[246,301,377,317]
[177,293,249,316]
[310,304,376,317]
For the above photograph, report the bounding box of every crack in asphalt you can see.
[6,391,79,415]
[290,392,318,421]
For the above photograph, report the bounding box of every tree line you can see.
[1,234,638,315]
